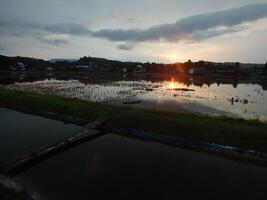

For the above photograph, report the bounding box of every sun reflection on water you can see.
[166,77,186,90]
[168,78,176,89]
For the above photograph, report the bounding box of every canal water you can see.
[1,108,267,199]
[15,133,267,200]
[0,108,82,163]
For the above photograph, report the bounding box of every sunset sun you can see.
[169,53,178,61]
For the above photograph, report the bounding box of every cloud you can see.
[36,34,71,46]
[1,2,267,48]
[0,20,91,36]
[41,23,92,36]
[0,20,87,46]
[92,3,267,43]
[117,42,136,51]
[0,45,6,52]
[127,18,136,22]
[189,26,246,41]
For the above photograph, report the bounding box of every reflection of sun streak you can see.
[165,78,215,99]
[169,82,176,90]
[168,78,178,90]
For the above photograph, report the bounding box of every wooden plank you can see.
[1,119,108,174]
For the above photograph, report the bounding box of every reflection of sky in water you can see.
[4,79,267,121]
[139,82,267,120]
[113,79,267,121]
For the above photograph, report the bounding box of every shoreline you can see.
[1,89,267,163]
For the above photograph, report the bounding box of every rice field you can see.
[2,79,139,102]
[2,78,267,121]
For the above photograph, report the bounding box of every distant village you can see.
[0,55,267,76]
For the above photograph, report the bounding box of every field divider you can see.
[102,126,267,167]
[0,118,110,175]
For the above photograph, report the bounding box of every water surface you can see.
[15,133,267,200]
[0,108,82,163]
[1,71,267,120]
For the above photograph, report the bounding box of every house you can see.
[188,66,208,75]
[134,65,146,73]
[75,65,96,71]
[189,68,194,75]
[17,62,26,70]
[46,67,54,71]
[9,62,26,71]
[10,66,17,71]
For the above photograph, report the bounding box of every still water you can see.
[119,80,267,120]
[1,102,267,199]
[1,72,267,121]
[0,108,81,163]
[15,133,267,200]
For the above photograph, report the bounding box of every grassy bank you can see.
[1,89,267,153]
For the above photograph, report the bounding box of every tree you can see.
[264,63,267,75]
[235,62,240,75]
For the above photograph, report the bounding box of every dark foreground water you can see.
[14,133,267,200]
[0,108,82,163]
[1,108,267,199]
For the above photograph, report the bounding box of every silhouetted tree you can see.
[264,63,267,75]
[235,62,240,75]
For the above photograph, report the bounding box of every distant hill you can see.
[48,58,78,63]
[0,54,266,75]
[0,55,48,70]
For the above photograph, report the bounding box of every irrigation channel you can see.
[0,119,108,174]
[1,107,267,200]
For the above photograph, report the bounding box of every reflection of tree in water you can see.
[1,72,267,91]
[164,75,267,91]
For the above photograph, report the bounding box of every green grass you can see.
[1,89,267,153]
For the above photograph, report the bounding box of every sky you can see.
[0,0,267,63]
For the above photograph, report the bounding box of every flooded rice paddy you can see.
[1,72,267,121]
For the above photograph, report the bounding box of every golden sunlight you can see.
[169,53,178,61]
[168,78,177,89]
